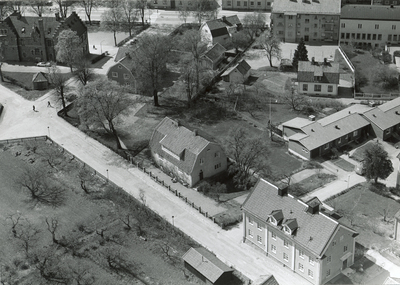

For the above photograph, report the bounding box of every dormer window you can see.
[21,27,25,33]
[283,225,291,235]
[269,216,277,225]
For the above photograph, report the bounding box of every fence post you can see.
[206,212,208,218]
[192,202,194,208]
[168,185,171,191]
[199,206,201,213]
[185,197,187,203]
[175,190,178,196]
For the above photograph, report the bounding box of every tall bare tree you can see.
[242,11,267,41]
[120,0,137,36]
[78,0,98,25]
[45,217,60,245]
[77,78,137,149]
[178,5,191,25]
[15,220,41,256]
[54,0,76,19]
[29,0,50,17]
[130,33,172,106]
[135,0,147,26]
[47,65,69,116]
[191,0,216,24]
[101,0,122,46]
[257,31,281,67]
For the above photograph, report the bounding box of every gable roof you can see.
[115,46,131,62]
[221,59,251,77]
[362,97,400,130]
[205,15,242,38]
[242,179,358,257]
[202,43,226,62]
[297,61,340,84]
[183,247,233,283]
[32,72,48,83]
[341,5,400,21]
[272,0,341,15]
[119,55,135,71]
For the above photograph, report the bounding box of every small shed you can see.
[32,72,48,90]
[394,209,400,242]
[221,59,251,84]
[183,247,233,285]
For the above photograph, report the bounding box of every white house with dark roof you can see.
[149,117,227,186]
[200,43,226,70]
[183,247,233,285]
[200,15,242,47]
[340,5,400,48]
[271,0,341,44]
[297,60,340,96]
[221,59,251,83]
[242,179,358,285]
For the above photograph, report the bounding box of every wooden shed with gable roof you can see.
[32,71,48,90]
[183,247,233,285]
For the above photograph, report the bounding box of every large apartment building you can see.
[340,5,400,48]
[221,0,273,11]
[242,179,359,285]
[342,0,400,5]
[271,0,341,44]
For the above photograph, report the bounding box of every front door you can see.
[342,258,347,270]
[199,170,203,180]
[171,0,175,8]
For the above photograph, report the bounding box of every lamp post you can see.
[106,169,109,180]
[172,216,174,227]
[47,126,50,137]
[347,174,350,189]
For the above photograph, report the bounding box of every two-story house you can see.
[339,5,400,48]
[271,0,341,44]
[242,179,359,285]
[297,59,340,96]
[221,0,273,11]
[0,11,88,63]
[200,43,226,70]
[107,55,136,91]
[149,117,228,187]
[200,15,242,47]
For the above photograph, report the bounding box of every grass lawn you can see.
[326,182,400,251]
[331,157,356,172]
[350,139,376,162]
[289,173,337,197]
[0,141,247,285]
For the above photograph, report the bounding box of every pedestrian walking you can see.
[33,105,35,112]
[47,101,51,107]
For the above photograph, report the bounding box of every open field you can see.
[0,140,246,285]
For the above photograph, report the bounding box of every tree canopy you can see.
[55,29,83,72]
[363,142,393,183]
[292,38,308,70]
[242,11,266,41]
[257,31,281,67]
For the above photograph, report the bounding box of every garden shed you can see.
[183,247,233,285]
[32,72,48,90]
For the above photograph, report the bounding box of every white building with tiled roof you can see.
[271,0,341,44]
[200,15,242,47]
[149,117,227,186]
[242,179,358,285]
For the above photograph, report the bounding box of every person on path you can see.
[33,105,35,112]
[47,101,51,107]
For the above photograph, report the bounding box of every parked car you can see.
[37,62,51,67]
[0,103,3,116]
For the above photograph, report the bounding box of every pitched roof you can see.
[6,11,60,38]
[242,179,358,257]
[341,5,400,21]
[282,117,313,130]
[205,15,242,38]
[183,247,233,283]
[118,56,135,71]
[272,0,341,15]
[202,43,226,62]
[362,97,400,130]
[297,61,340,84]
[115,46,131,62]
[32,72,48,82]
[221,59,251,76]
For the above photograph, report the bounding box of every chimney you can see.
[311,57,315,65]
[278,186,288,197]
[335,125,340,129]
[193,129,198,136]
[390,4,394,8]
[17,11,21,20]
[306,197,321,214]
[324,58,328,65]
[308,115,315,121]
[396,111,400,115]
[55,12,60,21]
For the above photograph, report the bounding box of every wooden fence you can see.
[354,93,400,100]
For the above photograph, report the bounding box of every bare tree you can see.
[178,5,191,25]
[69,262,95,285]
[130,33,173,106]
[32,246,68,284]
[135,0,147,26]
[45,217,60,245]
[5,212,23,238]
[75,58,95,86]
[283,78,305,111]
[19,168,66,207]
[78,0,98,25]
[242,11,267,41]
[258,31,281,67]
[78,167,95,194]
[101,0,122,46]
[29,0,50,17]
[159,242,172,260]
[47,65,69,116]
[36,142,63,168]
[119,212,133,231]
[120,0,137,36]
[191,0,216,24]
[54,0,76,19]
[15,220,41,255]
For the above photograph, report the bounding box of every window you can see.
[305,19,309,23]
[257,235,262,243]
[341,33,344,39]
[362,33,366,40]
[303,84,308,91]
[327,256,331,263]
[200,158,204,165]
[215,152,220,158]
[309,257,315,265]
[299,250,305,259]
[367,34,371,40]
[244,1,247,5]
[314,85,321,92]
[214,163,221,169]
[284,240,289,248]
[271,244,276,253]
[299,263,304,272]
[271,232,276,240]
[257,1,261,5]
[283,252,289,261]
[326,269,331,277]
[341,23,345,28]
[305,28,309,32]
[227,0,231,5]
[357,33,360,39]
[250,1,254,5]
[353,130,358,136]
[288,15,293,20]
[358,24,362,29]
[393,25,397,30]
[375,24,379,29]
[249,217,253,225]
[394,35,398,41]
[314,24,318,28]
[257,223,262,230]
[388,35,392,41]
[248,229,253,237]
[112,72,118,78]
[351,33,355,39]
[378,34,382,40]
[373,34,376,40]
[308,269,314,279]
[123,74,129,79]
[237,1,240,5]
[269,216,277,225]
[283,226,291,235]
[346,33,350,39]
[344,245,348,252]
[328,85,333,92]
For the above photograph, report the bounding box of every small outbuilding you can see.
[221,59,251,83]
[183,247,233,285]
[32,72,48,90]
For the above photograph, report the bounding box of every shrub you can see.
[197,181,211,193]
[382,51,392,64]
[394,51,400,64]
[389,186,400,197]
[304,160,323,169]
[216,214,243,230]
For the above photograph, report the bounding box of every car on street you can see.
[0,103,4,116]
[36,62,51,67]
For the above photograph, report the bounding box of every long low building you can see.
[340,5,400,48]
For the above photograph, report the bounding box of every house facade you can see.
[221,0,273,11]
[200,43,226,70]
[242,179,359,285]
[107,56,136,91]
[297,60,340,96]
[221,59,251,83]
[200,15,242,47]
[149,117,228,187]
[271,0,341,44]
[149,0,219,10]
[339,5,400,48]
[0,11,88,63]
[342,0,400,5]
